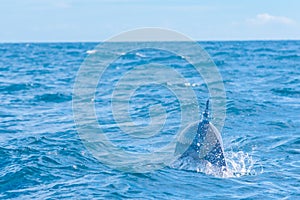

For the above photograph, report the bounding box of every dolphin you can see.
[175,100,227,173]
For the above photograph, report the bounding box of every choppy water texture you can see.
[0,41,299,199]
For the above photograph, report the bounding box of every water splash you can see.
[224,151,262,178]
[171,150,262,178]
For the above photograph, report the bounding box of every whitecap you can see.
[86,49,97,54]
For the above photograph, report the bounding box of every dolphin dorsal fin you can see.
[202,99,209,123]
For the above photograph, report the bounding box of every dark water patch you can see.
[0,113,15,119]
[275,54,300,60]
[255,64,279,69]
[150,55,184,63]
[214,60,226,66]
[264,120,294,129]
[0,83,41,93]
[33,93,72,103]
[253,47,277,53]
[0,67,9,72]
[0,166,41,191]
[286,78,300,84]
[212,51,231,57]
[271,88,300,97]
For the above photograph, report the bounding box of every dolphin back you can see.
[197,121,226,168]
[175,100,227,171]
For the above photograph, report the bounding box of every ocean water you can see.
[0,41,299,199]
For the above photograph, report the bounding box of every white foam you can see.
[86,49,97,54]
[135,52,146,57]
[170,150,261,178]
[223,151,261,178]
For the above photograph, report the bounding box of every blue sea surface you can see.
[0,41,299,199]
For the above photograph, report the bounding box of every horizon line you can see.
[1,38,300,44]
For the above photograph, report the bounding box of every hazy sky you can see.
[1,0,300,42]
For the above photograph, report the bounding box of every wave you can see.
[33,93,72,103]
[253,48,277,53]
[0,83,42,93]
[275,54,300,60]
[271,88,300,97]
